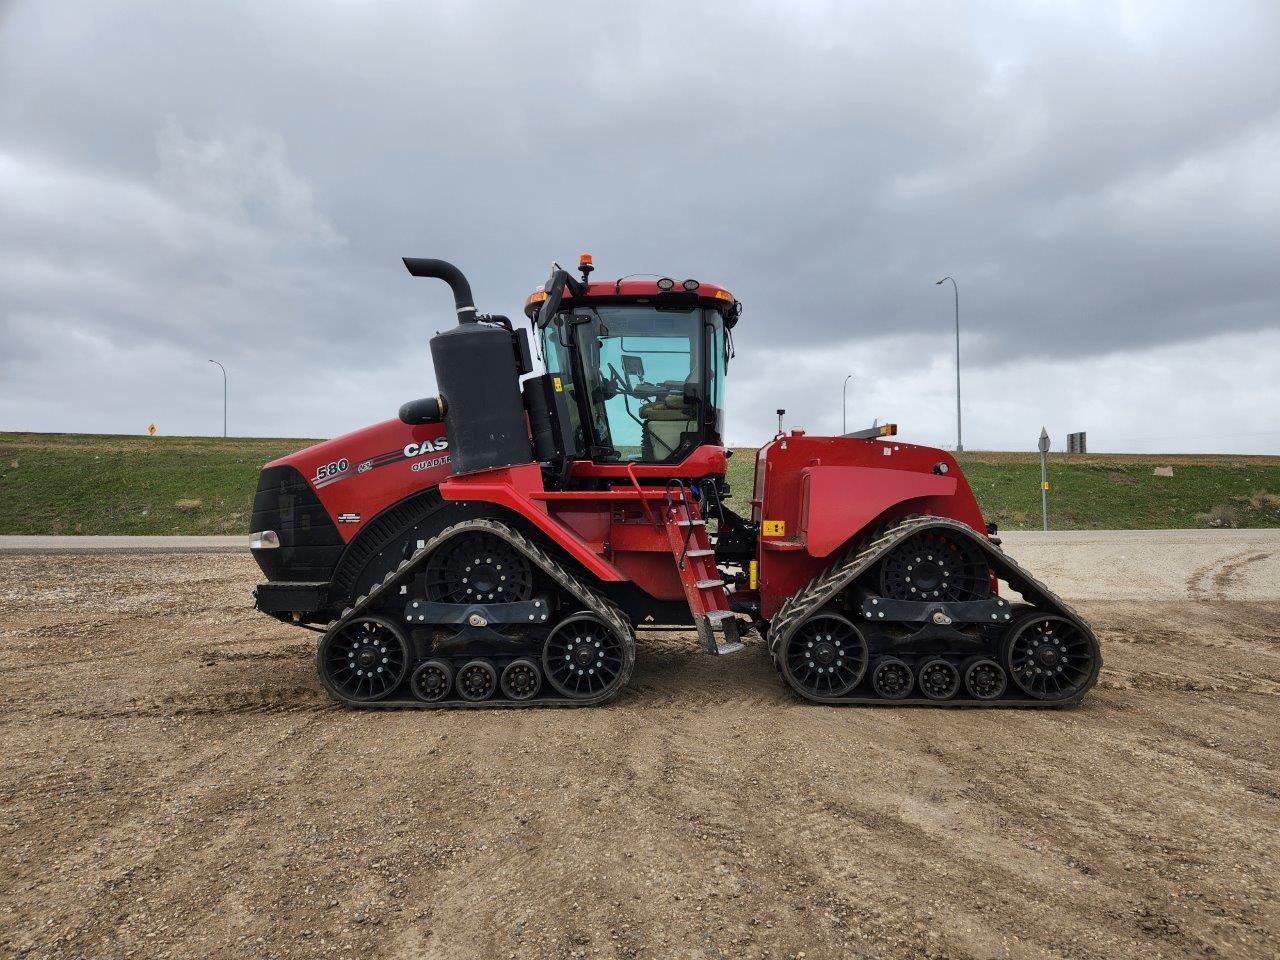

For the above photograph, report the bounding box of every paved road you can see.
[2,528,1276,601]
[0,534,245,554]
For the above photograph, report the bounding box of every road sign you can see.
[148,423,156,436]
[1038,427,1050,530]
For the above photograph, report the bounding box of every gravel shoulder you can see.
[1,533,1277,959]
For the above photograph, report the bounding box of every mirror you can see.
[621,354,645,379]
[536,268,569,328]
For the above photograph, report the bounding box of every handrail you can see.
[663,479,697,569]
[626,462,657,526]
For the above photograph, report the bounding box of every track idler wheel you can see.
[779,612,869,698]
[962,657,1007,701]
[918,658,961,700]
[456,660,498,702]
[410,659,454,703]
[871,657,914,699]
[1004,613,1099,701]
[318,615,410,703]
[543,613,627,700]
[500,658,542,702]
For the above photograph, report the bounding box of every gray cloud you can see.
[1,1,1277,451]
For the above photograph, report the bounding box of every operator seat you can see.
[639,383,698,461]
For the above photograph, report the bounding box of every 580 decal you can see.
[313,458,349,482]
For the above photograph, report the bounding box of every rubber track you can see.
[319,518,636,709]
[767,515,1102,707]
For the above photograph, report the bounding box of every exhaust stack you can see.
[402,258,477,322]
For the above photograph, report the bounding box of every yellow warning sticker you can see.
[762,520,785,537]
[1042,481,1050,491]
[552,376,563,392]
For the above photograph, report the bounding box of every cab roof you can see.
[523,278,740,320]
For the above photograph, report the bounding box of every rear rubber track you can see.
[318,518,636,709]
[767,515,1102,707]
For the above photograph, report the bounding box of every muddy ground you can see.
[1,536,1278,959]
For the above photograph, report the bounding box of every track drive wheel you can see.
[543,613,628,700]
[779,612,868,698]
[500,659,542,701]
[456,660,498,702]
[424,531,534,604]
[410,659,454,703]
[878,529,991,603]
[1003,613,1099,701]
[871,657,914,699]
[318,616,410,703]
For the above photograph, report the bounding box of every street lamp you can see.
[208,359,227,437]
[934,276,962,452]
[842,374,853,434]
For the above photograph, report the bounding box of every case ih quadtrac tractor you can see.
[250,255,1100,708]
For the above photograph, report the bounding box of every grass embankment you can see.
[1,432,1278,535]
[0,433,318,535]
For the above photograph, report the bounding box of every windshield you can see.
[540,305,726,463]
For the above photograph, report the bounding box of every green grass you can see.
[0,433,318,535]
[2,432,1278,535]
[724,448,1280,531]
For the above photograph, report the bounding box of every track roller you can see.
[918,658,961,700]
[1003,613,1099,701]
[317,615,410,703]
[543,612,627,700]
[500,658,542,701]
[410,659,454,703]
[870,657,914,700]
[962,657,1006,701]
[456,660,498,702]
[779,611,868,698]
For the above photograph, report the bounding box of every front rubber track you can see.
[317,518,636,710]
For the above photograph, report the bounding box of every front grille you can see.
[250,465,344,582]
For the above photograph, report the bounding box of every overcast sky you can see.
[2,1,1277,453]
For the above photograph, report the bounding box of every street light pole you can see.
[934,276,963,452]
[208,360,227,437]
[842,374,853,434]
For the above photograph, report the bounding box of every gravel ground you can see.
[1,533,1278,959]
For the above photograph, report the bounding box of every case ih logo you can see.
[403,438,449,458]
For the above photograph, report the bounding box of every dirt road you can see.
[2,533,1278,959]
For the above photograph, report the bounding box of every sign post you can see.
[1038,427,1051,531]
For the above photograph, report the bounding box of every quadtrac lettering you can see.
[404,437,451,473]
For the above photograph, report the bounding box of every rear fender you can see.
[799,465,977,558]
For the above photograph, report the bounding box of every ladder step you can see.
[695,579,725,589]
[686,549,715,558]
[700,611,744,655]
[676,519,705,527]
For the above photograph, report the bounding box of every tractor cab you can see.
[524,255,741,466]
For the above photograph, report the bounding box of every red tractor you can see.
[250,255,1100,708]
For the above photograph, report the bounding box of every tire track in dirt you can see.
[1186,549,1273,601]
